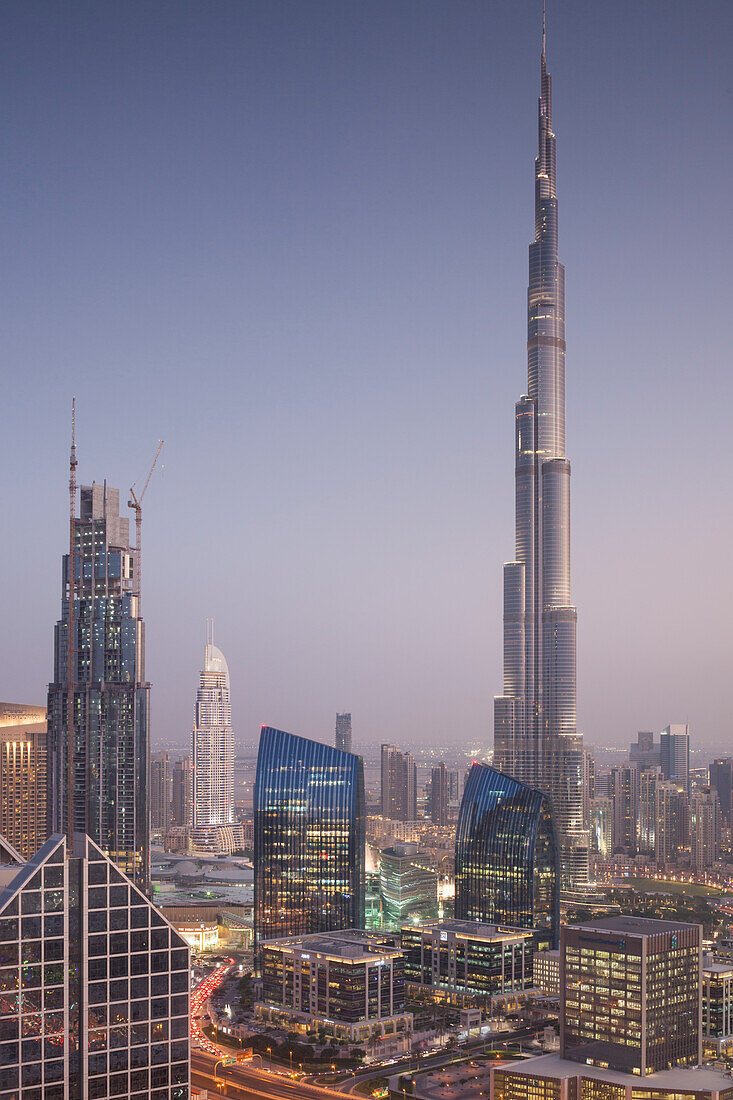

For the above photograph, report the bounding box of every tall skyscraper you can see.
[492,11,588,888]
[381,744,417,822]
[47,481,150,890]
[430,762,449,825]
[630,730,660,769]
[335,712,352,754]
[151,750,172,833]
[660,723,691,794]
[691,789,720,873]
[710,758,733,826]
[254,726,365,950]
[191,626,234,831]
[455,763,559,949]
[0,702,47,859]
[0,832,190,1100]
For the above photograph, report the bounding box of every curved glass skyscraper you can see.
[254,726,365,950]
[493,12,589,888]
[455,763,559,948]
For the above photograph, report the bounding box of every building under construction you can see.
[47,481,151,890]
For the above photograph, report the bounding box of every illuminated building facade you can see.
[335,713,352,754]
[379,844,438,929]
[256,929,410,1049]
[254,726,365,950]
[0,703,47,859]
[191,629,234,837]
[47,482,150,889]
[0,832,189,1100]
[381,744,417,822]
[455,763,559,948]
[561,917,701,1074]
[401,919,533,1006]
[491,0,589,890]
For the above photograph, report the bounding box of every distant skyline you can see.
[2,1,732,749]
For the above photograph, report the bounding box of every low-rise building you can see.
[533,949,560,997]
[256,929,412,1055]
[490,1055,733,1100]
[703,960,733,1057]
[401,919,533,1007]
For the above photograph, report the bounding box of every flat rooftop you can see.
[262,928,402,960]
[494,1055,733,1092]
[567,916,697,936]
[401,919,533,941]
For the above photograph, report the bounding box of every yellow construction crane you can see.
[128,440,164,608]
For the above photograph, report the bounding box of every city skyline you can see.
[2,2,733,751]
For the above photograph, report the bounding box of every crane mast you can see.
[128,440,164,613]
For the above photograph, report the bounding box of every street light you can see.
[267,1046,272,1070]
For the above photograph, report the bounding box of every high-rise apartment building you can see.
[655,780,688,866]
[491,10,588,889]
[0,703,47,859]
[455,763,559,948]
[691,789,720,872]
[660,724,690,794]
[709,759,733,827]
[430,762,449,825]
[561,916,701,1074]
[630,731,660,769]
[335,712,352,754]
[610,764,637,854]
[0,831,190,1100]
[254,726,365,950]
[47,482,150,890]
[637,767,660,856]
[171,756,193,827]
[191,629,234,834]
[381,744,417,822]
[150,750,172,833]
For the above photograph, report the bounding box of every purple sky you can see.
[2,1,732,752]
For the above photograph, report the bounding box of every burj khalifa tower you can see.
[493,7,589,889]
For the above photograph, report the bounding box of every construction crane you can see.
[128,440,164,610]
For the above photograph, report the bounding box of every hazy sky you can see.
[2,1,732,752]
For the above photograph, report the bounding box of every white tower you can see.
[192,621,234,828]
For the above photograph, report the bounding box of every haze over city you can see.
[2,0,732,751]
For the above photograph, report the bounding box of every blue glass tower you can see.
[455,763,559,948]
[254,727,365,950]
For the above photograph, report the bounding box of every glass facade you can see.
[379,846,438,930]
[254,727,365,951]
[492,10,590,889]
[47,484,149,890]
[454,764,559,948]
[0,832,189,1100]
[191,635,234,830]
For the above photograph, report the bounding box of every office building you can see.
[401,919,533,1007]
[491,2,589,891]
[150,750,172,834]
[703,960,733,1058]
[171,756,193,828]
[709,759,733,827]
[0,831,190,1100]
[533,949,560,998]
[430,762,449,826]
[561,917,701,1074]
[380,844,438,929]
[630,731,660,770]
[381,744,417,822]
[256,929,411,1052]
[254,726,365,949]
[47,481,150,890]
[191,628,234,843]
[490,1055,733,1100]
[455,764,559,948]
[690,789,719,872]
[660,724,690,795]
[0,703,47,860]
[335,712,352,754]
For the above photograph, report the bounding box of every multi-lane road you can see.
[192,1050,347,1100]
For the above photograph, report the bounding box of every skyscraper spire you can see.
[493,11,589,890]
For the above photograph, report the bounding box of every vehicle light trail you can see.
[190,957,235,1055]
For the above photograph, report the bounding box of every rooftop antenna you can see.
[66,398,78,846]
